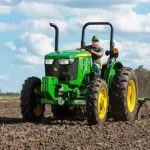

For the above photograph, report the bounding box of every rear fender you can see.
[104,61,123,89]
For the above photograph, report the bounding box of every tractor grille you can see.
[45,58,78,80]
[41,77,49,93]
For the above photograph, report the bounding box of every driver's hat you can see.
[92,35,99,41]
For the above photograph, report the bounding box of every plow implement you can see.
[138,97,150,119]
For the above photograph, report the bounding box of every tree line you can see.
[0,89,20,96]
[135,65,150,97]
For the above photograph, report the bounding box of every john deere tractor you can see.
[20,22,146,124]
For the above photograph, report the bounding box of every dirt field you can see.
[0,102,150,150]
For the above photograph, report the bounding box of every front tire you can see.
[20,77,45,122]
[86,78,109,125]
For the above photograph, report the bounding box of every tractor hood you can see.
[44,49,91,59]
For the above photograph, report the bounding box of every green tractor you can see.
[20,22,146,124]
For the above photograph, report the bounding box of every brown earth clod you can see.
[0,102,150,150]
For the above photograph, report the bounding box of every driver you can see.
[81,35,104,75]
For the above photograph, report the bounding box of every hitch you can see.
[138,97,150,103]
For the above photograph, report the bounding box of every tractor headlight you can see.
[45,59,54,64]
[58,59,74,65]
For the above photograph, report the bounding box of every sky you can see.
[0,0,150,92]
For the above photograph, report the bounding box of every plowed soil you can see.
[0,102,150,150]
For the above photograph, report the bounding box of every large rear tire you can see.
[86,78,109,125]
[109,67,139,121]
[20,77,45,122]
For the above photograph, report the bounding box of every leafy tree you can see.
[135,65,150,97]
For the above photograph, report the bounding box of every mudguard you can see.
[103,61,123,89]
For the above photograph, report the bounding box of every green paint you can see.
[64,56,92,86]
[40,50,124,106]
[41,75,85,105]
[45,49,92,86]
[45,49,91,59]
[41,76,58,100]
[104,61,123,89]
[138,97,150,103]
[39,97,86,106]
[40,97,57,105]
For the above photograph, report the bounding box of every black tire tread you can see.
[20,77,44,122]
[109,67,139,121]
[86,77,108,125]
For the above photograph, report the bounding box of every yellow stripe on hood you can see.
[76,53,91,57]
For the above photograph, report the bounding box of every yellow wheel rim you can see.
[34,105,43,117]
[97,87,108,120]
[127,80,136,112]
[34,86,42,96]
[33,86,43,116]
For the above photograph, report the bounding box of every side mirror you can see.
[105,50,110,56]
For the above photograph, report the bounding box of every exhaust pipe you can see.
[50,23,59,52]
